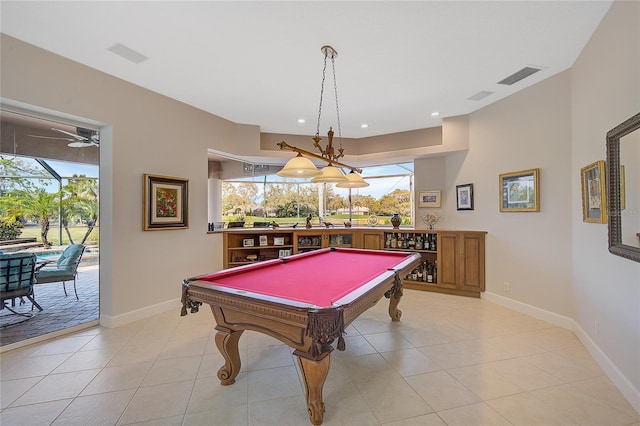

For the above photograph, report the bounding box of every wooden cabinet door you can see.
[361,231,383,250]
[437,232,459,290]
[437,231,485,294]
[458,233,485,292]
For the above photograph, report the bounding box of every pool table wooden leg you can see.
[388,286,403,321]
[296,352,331,426]
[214,325,243,385]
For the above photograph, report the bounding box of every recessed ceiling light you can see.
[361,123,369,128]
[297,119,306,124]
[430,112,440,117]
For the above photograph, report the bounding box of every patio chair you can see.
[1,252,43,317]
[35,244,85,300]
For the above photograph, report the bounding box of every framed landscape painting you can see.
[580,160,607,223]
[143,174,189,230]
[418,190,441,208]
[499,168,540,212]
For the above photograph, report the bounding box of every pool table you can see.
[181,247,421,425]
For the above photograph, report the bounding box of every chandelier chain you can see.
[315,52,329,138]
[331,55,343,151]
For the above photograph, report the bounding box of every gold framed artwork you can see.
[143,174,189,230]
[499,168,540,212]
[418,190,441,208]
[580,160,607,223]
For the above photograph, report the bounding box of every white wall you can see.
[436,1,639,409]
[1,34,238,322]
[445,70,574,316]
[570,0,640,404]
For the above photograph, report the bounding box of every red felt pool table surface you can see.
[197,248,414,307]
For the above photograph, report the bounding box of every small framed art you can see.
[499,168,539,212]
[259,235,268,246]
[143,174,189,230]
[456,183,474,210]
[418,190,441,208]
[580,160,607,223]
[278,249,292,258]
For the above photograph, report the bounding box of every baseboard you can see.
[0,320,100,354]
[100,298,182,328]
[483,291,640,415]
[482,291,574,329]
[572,320,640,414]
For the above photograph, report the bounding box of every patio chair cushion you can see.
[34,268,74,278]
[55,244,85,272]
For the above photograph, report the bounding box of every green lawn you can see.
[222,215,398,227]
[18,225,99,246]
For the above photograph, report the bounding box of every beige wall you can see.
[0,34,249,321]
[0,0,638,410]
[570,0,640,400]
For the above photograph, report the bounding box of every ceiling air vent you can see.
[107,43,149,64]
[498,67,542,85]
[467,91,494,101]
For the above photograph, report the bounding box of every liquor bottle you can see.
[425,234,431,251]
[433,260,437,283]
[427,263,434,283]
[399,233,405,249]
[430,234,436,251]
[390,233,397,249]
[385,233,392,248]
[417,264,423,281]
[408,234,415,249]
[415,235,422,250]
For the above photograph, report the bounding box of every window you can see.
[222,163,414,226]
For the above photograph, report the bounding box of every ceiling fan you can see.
[29,127,99,148]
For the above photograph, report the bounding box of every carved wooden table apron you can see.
[181,248,421,425]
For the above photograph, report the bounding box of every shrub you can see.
[0,218,24,240]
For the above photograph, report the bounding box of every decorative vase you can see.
[390,213,401,229]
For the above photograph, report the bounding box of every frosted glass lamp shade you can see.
[310,165,348,183]
[277,155,321,177]
[336,171,369,188]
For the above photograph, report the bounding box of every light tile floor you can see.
[0,290,638,425]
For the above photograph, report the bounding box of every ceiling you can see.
[1,1,611,140]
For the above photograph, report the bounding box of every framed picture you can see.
[143,174,189,230]
[456,183,474,210]
[273,237,285,246]
[580,160,607,223]
[499,168,540,212]
[242,238,254,247]
[418,190,441,208]
[259,235,268,246]
[278,249,291,258]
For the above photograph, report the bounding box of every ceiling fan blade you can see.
[52,127,87,140]
[68,140,97,148]
[29,134,76,141]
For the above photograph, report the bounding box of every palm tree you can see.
[1,188,59,248]
[61,175,99,244]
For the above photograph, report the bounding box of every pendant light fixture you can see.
[277,45,368,187]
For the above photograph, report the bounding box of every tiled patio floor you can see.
[0,265,99,346]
